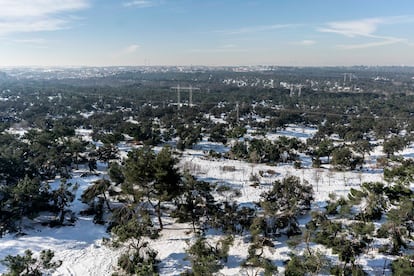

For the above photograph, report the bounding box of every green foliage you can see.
[392,255,414,275]
[377,206,410,254]
[331,146,362,170]
[50,179,78,225]
[315,138,334,160]
[333,237,365,268]
[110,206,158,242]
[349,182,388,221]
[81,178,113,218]
[325,196,349,216]
[97,144,119,165]
[1,175,50,233]
[176,125,202,150]
[123,146,155,198]
[352,138,373,160]
[330,264,366,276]
[208,123,227,144]
[172,173,215,232]
[116,247,159,276]
[260,176,313,236]
[383,135,408,158]
[226,125,246,139]
[285,250,328,276]
[184,235,233,276]
[242,240,277,276]
[384,159,414,187]
[108,162,125,185]
[122,146,181,229]
[110,206,159,275]
[228,136,301,164]
[1,249,61,276]
[227,141,248,160]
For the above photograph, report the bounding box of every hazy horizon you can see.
[1,0,414,67]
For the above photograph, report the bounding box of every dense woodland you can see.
[0,67,414,275]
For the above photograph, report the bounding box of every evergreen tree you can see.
[1,249,61,276]
[81,178,113,212]
[50,179,78,225]
[285,250,328,276]
[110,207,159,276]
[241,217,278,276]
[8,176,49,232]
[392,255,414,275]
[260,176,313,236]
[172,173,215,232]
[96,143,119,166]
[383,135,407,158]
[108,162,125,185]
[184,235,233,276]
[123,146,180,229]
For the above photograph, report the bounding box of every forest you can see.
[0,67,414,275]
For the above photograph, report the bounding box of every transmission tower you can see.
[170,84,200,109]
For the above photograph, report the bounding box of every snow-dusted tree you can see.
[172,173,216,232]
[260,176,313,236]
[348,182,388,222]
[123,146,181,229]
[241,217,278,276]
[81,178,114,224]
[0,249,61,276]
[8,175,49,232]
[391,255,414,275]
[315,138,334,163]
[382,135,408,158]
[183,235,233,276]
[108,162,125,185]
[331,146,362,171]
[110,207,159,276]
[352,138,373,164]
[96,143,119,166]
[377,199,413,255]
[284,249,329,276]
[50,179,78,225]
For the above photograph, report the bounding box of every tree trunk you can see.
[75,152,79,170]
[102,192,112,211]
[156,201,163,230]
[59,209,65,224]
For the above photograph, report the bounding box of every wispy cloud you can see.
[123,44,140,54]
[295,40,316,46]
[11,38,47,44]
[0,0,89,36]
[123,0,158,8]
[319,16,414,49]
[217,24,295,35]
[319,18,382,37]
[111,44,141,59]
[337,37,404,50]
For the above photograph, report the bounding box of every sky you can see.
[1,0,414,67]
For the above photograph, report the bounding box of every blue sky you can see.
[1,0,414,66]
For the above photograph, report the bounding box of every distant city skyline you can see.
[1,0,414,67]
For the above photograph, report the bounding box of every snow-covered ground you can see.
[0,127,411,275]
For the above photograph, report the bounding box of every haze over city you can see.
[1,0,414,67]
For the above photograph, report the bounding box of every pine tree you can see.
[51,179,78,225]
[184,235,233,276]
[123,146,181,229]
[82,178,113,213]
[1,249,61,276]
[172,173,215,232]
[260,176,313,236]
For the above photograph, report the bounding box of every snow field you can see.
[0,126,412,275]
